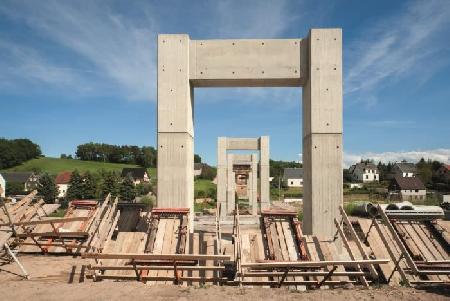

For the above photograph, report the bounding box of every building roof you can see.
[1,172,35,183]
[349,162,378,174]
[283,168,303,180]
[395,162,416,173]
[441,164,450,171]
[393,175,426,190]
[194,163,203,171]
[55,171,72,184]
[121,168,147,179]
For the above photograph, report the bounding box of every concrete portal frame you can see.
[218,138,269,216]
[157,29,343,238]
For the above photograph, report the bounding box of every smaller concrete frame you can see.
[226,154,258,215]
[218,137,269,216]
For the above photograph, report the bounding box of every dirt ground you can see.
[1,255,449,301]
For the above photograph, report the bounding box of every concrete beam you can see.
[190,39,302,87]
[226,138,259,150]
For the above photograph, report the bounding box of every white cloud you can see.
[343,148,450,167]
[345,0,450,105]
[0,1,157,101]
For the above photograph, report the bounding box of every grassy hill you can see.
[3,157,156,177]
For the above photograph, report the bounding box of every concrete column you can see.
[259,136,270,210]
[157,34,194,232]
[217,137,227,217]
[227,153,235,214]
[302,29,343,239]
[251,153,258,215]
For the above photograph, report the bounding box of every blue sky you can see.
[1,0,450,166]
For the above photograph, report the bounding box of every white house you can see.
[55,171,71,198]
[283,168,303,187]
[393,162,416,178]
[348,162,379,183]
[1,172,40,192]
[121,168,150,185]
[194,163,203,177]
[0,173,5,198]
[389,175,426,201]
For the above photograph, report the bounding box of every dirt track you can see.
[1,255,449,301]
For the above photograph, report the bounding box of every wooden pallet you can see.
[15,195,118,254]
[84,207,228,285]
[354,205,450,286]
[236,206,387,289]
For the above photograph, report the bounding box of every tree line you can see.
[75,143,157,167]
[37,170,152,205]
[0,138,41,169]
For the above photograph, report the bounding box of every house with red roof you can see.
[55,171,72,198]
[437,164,450,182]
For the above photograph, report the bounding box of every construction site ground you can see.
[0,255,448,301]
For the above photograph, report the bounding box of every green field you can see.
[3,157,156,177]
[194,179,216,195]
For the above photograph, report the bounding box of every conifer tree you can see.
[120,175,136,202]
[37,173,59,203]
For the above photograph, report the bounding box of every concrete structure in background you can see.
[157,29,343,238]
[218,137,269,216]
[223,153,259,216]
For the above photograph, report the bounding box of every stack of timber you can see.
[1,190,60,278]
[353,204,450,286]
[83,208,230,285]
[13,194,118,254]
[237,207,388,289]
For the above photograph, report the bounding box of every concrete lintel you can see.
[226,138,259,150]
[190,39,302,82]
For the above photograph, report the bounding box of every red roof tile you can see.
[55,171,72,184]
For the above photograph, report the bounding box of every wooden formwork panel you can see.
[356,217,450,286]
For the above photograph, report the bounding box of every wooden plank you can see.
[316,238,348,283]
[434,220,450,245]
[269,219,283,261]
[241,233,253,283]
[89,265,225,271]
[281,220,303,290]
[373,220,410,285]
[417,223,448,259]
[191,233,200,286]
[339,206,378,278]
[160,218,175,284]
[241,259,389,269]
[303,235,320,282]
[357,218,399,285]
[334,219,368,287]
[409,222,447,281]
[377,205,418,274]
[205,234,216,284]
[16,231,88,238]
[394,222,422,260]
